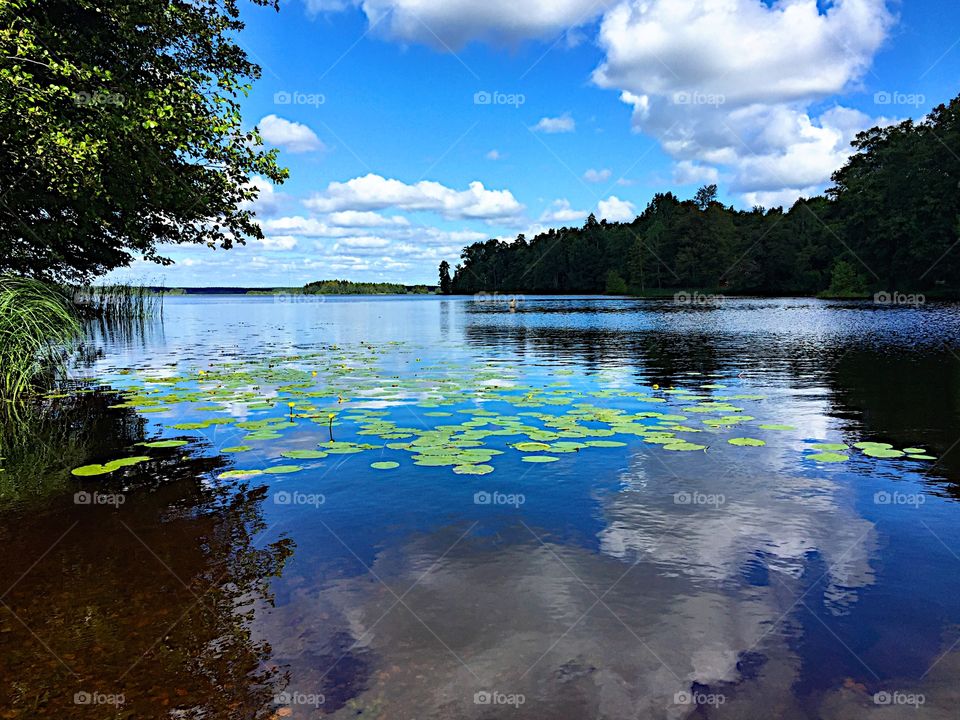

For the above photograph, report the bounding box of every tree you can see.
[438,260,452,294]
[0,0,288,281]
[604,269,627,295]
[694,184,718,210]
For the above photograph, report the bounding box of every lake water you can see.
[2,295,960,719]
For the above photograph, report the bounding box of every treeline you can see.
[303,280,432,295]
[445,94,960,297]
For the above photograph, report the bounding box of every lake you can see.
[2,295,959,719]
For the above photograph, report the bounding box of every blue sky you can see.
[106,0,960,287]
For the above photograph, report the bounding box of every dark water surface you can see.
[2,295,960,719]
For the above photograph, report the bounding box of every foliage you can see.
[450,93,960,297]
[438,260,452,294]
[303,279,431,295]
[72,283,164,320]
[823,259,868,298]
[0,275,80,398]
[0,0,288,281]
[605,269,627,294]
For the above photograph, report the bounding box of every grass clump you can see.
[0,276,81,399]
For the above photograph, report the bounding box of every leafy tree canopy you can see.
[0,0,288,281]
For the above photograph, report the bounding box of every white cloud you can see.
[303,173,524,221]
[486,149,502,160]
[591,0,895,204]
[532,113,576,133]
[327,210,410,227]
[242,175,287,217]
[258,114,326,153]
[597,195,636,222]
[255,235,299,251]
[312,0,603,47]
[583,168,612,183]
[673,161,719,186]
[540,199,587,224]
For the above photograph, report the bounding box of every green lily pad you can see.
[758,424,796,431]
[808,443,849,452]
[861,447,905,459]
[138,440,189,448]
[521,455,559,463]
[806,452,849,463]
[728,438,766,447]
[663,442,707,451]
[908,454,936,460]
[263,465,303,474]
[584,440,628,448]
[903,447,926,454]
[452,464,494,475]
[514,442,552,452]
[280,450,329,459]
[222,446,253,453]
[371,461,400,470]
[854,441,893,450]
[71,456,151,477]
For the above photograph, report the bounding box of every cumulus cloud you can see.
[597,195,636,222]
[531,113,576,133]
[327,210,411,227]
[242,175,287,217]
[258,114,326,153]
[310,0,603,47]
[486,149,502,160]
[540,199,587,224]
[583,168,612,183]
[591,0,895,204]
[303,173,525,221]
[255,235,299,251]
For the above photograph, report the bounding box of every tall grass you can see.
[0,276,82,399]
[71,283,164,321]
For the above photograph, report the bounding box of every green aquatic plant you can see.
[728,438,766,447]
[72,456,151,477]
[0,276,81,399]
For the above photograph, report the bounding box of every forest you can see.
[444,94,960,297]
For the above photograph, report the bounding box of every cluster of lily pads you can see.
[66,343,935,479]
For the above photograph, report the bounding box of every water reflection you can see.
[3,296,960,718]
[0,395,294,718]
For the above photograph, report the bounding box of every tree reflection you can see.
[0,395,295,718]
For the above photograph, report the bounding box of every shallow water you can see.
[2,295,960,719]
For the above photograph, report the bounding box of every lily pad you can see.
[371,461,400,470]
[806,452,849,463]
[758,424,796,431]
[728,438,766,447]
[263,465,304,474]
[521,455,559,463]
[138,440,189,449]
[280,450,329,460]
[452,464,494,475]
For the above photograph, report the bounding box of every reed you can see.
[71,283,164,321]
[0,276,82,399]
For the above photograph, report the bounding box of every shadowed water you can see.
[1,295,959,719]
